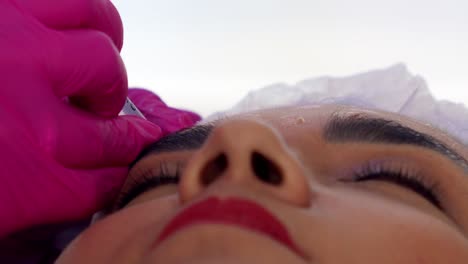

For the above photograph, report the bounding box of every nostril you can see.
[251,152,283,185]
[200,153,228,186]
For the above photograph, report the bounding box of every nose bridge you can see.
[179,119,311,207]
[209,120,287,182]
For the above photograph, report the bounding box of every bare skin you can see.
[58,105,468,264]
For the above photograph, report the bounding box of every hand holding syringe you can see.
[0,0,161,237]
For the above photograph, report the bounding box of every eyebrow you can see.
[324,112,468,172]
[133,114,468,173]
[131,123,215,167]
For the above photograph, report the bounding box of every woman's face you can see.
[58,105,468,264]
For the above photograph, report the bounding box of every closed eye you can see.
[353,170,441,209]
[115,162,182,210]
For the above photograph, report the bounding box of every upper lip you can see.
[154,196,304,258]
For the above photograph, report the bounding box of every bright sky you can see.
[112,0,468,116]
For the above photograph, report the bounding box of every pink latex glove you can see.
[0,0,163,237]
[128,88,201,136]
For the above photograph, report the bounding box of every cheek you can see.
[57,195,179,264]
[297,187,468,263]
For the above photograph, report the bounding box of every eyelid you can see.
[341,158,444,209]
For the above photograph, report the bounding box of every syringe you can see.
[119,97,146,119]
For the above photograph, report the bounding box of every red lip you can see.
[155,197,303,257]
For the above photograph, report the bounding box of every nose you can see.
[179,119,311,207]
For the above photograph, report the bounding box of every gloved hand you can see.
[0,0,162,237]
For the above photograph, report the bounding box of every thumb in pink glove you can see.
[0,0,165,237]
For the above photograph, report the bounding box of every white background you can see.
[112,0,468,116]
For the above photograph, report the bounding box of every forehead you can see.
[226,105,467,158]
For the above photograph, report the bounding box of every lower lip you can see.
[154,197,303,257]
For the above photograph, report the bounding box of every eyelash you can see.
[116,161,443,211]
[115,162,183,209]
[348,161,442,209]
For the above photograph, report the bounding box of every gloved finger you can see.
[41,166,129,223]
[49,29,127,117]
[1,166,128,237]
[51,110,163,168]
[19,0,123,50]
[128,88,202,134]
